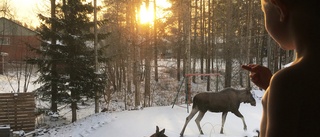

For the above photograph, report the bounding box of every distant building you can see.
[0,17,41,74]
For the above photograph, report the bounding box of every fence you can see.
[0,93,35,132]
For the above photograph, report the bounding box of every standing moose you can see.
[180,87,256,136]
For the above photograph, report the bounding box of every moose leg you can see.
[220,112,228,134]
[232,110,247,131]
[195,111,206,135]
[180,108,199,136]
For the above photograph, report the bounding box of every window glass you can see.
[0,37,10,45]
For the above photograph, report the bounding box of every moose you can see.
[180,87,256,136]
[150,126,167,137]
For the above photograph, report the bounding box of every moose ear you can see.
[160,129,165,134]
[156,126,159,133]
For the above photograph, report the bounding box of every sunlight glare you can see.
[139,0,172,25]
[139,2,153,24]
[8,0,51,27]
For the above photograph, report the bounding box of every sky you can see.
[3,0,171,28]
[4,0,49,27]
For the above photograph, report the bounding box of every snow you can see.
[36,90,263,137]
[0,125,10,129]
[90,104,261,137]
[1,86,263,137]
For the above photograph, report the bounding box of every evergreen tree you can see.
[33,0,106,122]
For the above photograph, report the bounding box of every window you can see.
[0,37,10,45]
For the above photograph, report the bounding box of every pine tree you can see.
[33,0,106,122]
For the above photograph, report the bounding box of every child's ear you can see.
[270,0,288,22]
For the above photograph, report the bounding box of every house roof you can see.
[0,17,37,36]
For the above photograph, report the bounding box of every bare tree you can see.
[0,0,14,18]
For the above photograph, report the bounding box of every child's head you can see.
[261,0,320,50]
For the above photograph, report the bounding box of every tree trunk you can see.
[144,51,151,107]
[50,0,58,113]
[177,44,182,81]
[125,0,133,110]
[184,0,192,104]
[200,0,204,80]
[144,0,151,107]
[93,0,99,113]
[246,0,253,88]
[153,0,159,82]
[206,0,212,91]
[176,0,183,81]
[224,0,233,88]
[133,0,141,109]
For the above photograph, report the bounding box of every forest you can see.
[0,0,294,123]
[92,0,293,110]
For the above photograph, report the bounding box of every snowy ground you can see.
[36,90,263,137]
[0,59,265,137]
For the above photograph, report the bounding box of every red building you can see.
[0,17,41,73]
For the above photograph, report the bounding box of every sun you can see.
[139,2,154,24]
[138,0,171,25]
